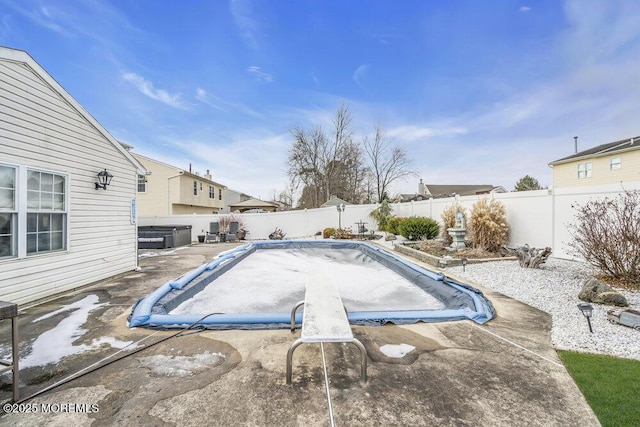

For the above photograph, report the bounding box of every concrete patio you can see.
[0,243,600,426]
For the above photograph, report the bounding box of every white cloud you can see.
[352,64,369,89]
[138,130,291,199]
[195,87,207,101]
[247,66,273,82]
[230,0,259,50]
[122,72,186,109]
[386,125,468,141]
[520,6,531,13]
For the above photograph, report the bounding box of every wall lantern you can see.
[336,203,345,229]
[577,302,594,333]
[95,169,113,190]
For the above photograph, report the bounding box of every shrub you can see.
[469,198,509,252]
[440,204,468,244]
[398,217,440,241]
[323,227,336,238]
[218,214,243,232]
[369,199,393,231]
[385,217,406,235]
[568,191,640,286]
[334,227,352,239]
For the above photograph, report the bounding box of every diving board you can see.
[286,273,367,384]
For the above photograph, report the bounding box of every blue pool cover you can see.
[129,240,495,329]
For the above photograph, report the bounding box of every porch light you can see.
[95,169,113,190]
[577,303,594,333]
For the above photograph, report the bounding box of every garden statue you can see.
[448,211,467,250]
[454,211,466,229]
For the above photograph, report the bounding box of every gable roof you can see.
[425,184,503,198]
[229,198,278,208]
[0,46,146,174]
[321,196,352,207]
[549,135,640,166]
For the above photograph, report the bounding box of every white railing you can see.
[139,181,640,260]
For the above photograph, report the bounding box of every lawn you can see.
[558,350,640,427]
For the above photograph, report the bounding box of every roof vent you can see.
[574,136,578,153]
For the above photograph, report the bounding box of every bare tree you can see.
[287,103,366,207]
[363,125,415,203]
[288,125,326,208]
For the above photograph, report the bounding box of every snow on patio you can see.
[18,295,134,368]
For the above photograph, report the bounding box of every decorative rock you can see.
[578,278,629,307]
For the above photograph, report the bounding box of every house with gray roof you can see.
[548,135,640,187]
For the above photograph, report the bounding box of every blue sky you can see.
[2,0,639,200]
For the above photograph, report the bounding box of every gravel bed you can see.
[446,258,640,361]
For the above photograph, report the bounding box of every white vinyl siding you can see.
[0,52,140,304]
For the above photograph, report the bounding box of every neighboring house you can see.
[131,154,227,215]
[548,136,640,187]
[229,198,279,213]
[224,188,252,213]
[399,180,506,202]
[0,47,146,304]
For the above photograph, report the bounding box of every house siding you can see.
[551,149,640,187]
[133,154,226,216]
[0,54,139,304]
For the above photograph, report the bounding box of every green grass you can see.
[558,350,640,427]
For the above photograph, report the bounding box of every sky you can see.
[1,0,639,200]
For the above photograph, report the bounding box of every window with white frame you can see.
[0,165,17,259]
[209,185,215,199]
[137,175,147,192]
[0,163,68,260]
[218,188,222,200]
[193,181,197,196]
[26,170,66,254]
[577,162,592,178]
[610,157,621,170]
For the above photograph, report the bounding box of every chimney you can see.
[418,179,425,195]
[204,169,212,181]
[574,136,578,154]
[189,163,192,173]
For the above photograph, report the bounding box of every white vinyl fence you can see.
[139,181,640,260]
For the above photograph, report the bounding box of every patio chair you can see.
[205,222,220,243]
[227,221,239,242]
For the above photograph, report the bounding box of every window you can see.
[578,162,592,179]
[0,163,67,260]
[610,157,621,170]
[193,181,198,196]
[209,186,215,199]
[199,182,203,191]
[0,165,16,259]
[137,175,147,192]
[26,170,66,255]
[218,188,222,200]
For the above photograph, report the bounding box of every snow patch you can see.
[20,295,133,368]
[137,352,226,377]
[380,343,416,358]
